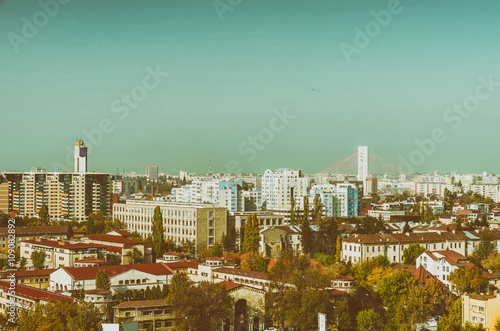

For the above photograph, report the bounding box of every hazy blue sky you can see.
[1,0,499,175]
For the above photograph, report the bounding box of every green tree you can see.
[483,253,500,273]
[167,281,233,331]
[86,211,105,235]
[335,236,342,262]
[38,203,49,225]
[241,251,268,273]
[66,223,74,239]
[449,264,488,294]
[170,272,191,294]
[242,213,260,253]
[356,309,384,331]
[402,243,425,265]
[473,230,498,262]
[317,217,338,256]
[30,250,46,270]
[290,195,297,225]
[206,242,223,257]
[311,194,323,224]
[152,206,165,259]
[95,269,111,290]
[438,299,462,331]
[302,195,309,224]
[125,247,143,264]
[463,322,487,331]
[300,218,315,255]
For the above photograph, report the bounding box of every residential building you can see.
[0,182,8,221]
[20,238,108,269]
[146,165,159,181]
[309,183,359,217]
[0,280,75,316]
[113,299,175,330]
[171,180,219,203]
[262,168,309,210]
[113,200,228,249]
[0,225,82,252]
[259,225,318,257]
[462,292,500,330]
[416,250,473,290]
[82,233,153,264]
[1,171,113,222]
[341,231,482,264]
[49,263,173,293]
[6,269,56,289]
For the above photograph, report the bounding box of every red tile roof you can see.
[60,263,173,280]
[218,281,243,291]
[163,261,199,270]
[74,257,105,264]
[206,257,224,261]
[86,234,143,245]
[21,238,107,250]
[11,269,57,277]
[0,280,75,303]
[0,226,83,236]
[163,252,181,256]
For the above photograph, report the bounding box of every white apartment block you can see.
[413,182,455,198]
[467,184,500,203]
[416,250,472,290]
[113,200,228,249]
[171,180,219,204]
[341,231,483,264]
[262,168,309,210]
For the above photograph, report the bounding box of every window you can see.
[119,280,123,285]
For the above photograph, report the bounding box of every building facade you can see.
[113,200,228,249]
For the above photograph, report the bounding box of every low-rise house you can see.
[49,263,173,294]
[20,238,108,269]
[0,280,75,315]
[416,250,473,290]
[332,276,355,290]
[259,225,318,257]
[74,257,105,267]
[83,233,153,264]
[156,252,181,263]
[113,299,175,330]
[0,225,84,252]
[6,269,56,289]
[462,292,500,329]
[212,267,268,290]
[341,231,484,264]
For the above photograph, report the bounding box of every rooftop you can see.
[0,280,75,303]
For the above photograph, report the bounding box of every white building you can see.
[74,140,87,173]
[416,250,473,290]
[262,168,309,210]
[49,263,173,294]
[171,180,219,204]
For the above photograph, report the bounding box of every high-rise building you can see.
[74,140,87,173]
[262,168,309,210]
[1,171,113,222]
[0,181,9,221]
[146,165,159,181]
[309,182,359,217]
[357,146,368,193]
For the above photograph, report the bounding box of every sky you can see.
[1,0,500,175]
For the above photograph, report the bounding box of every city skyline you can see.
[1,0,500,174]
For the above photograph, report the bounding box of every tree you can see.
[311,195,323,224]
[463,322,487,331]
[170,272,191,294]
[302,196,309,224]
[86,211,106,235]
[241,251,268,273]
[300,218,315,255]
[206,242,223,258]
[449,264,488,294]
[438,298,462,331]
[38,203,49,225]
[402,221,411,233]
[473,230,498,262]
[125,247,143,264]
[167,281,233,330]
[290,195,297,225]
[402,243,425,265]
[317,217,338,256]
[222,225,237,252]
[17,301,103,331]
[152,206,165,259]
[483,253,500,273]
[66,223,74,239]
[95,269,110,290]
[31,250,46,270]
[335,236,342,262]
[356,309,384,331]
[242,213,260,253]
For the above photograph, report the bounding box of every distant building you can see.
[113,299,175,330]
[1,171,113,222]
[74,140,87,173]
[146,165,159,181]
[0,225,84,251]
[262,168,309,210]
[462,292,500,329]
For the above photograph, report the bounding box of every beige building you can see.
[462,292,500,329]
[0,182,8,221]
[0,225,82,252]
[1,171,113,222]
[113,299,175,330]
[113,200,228,250]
